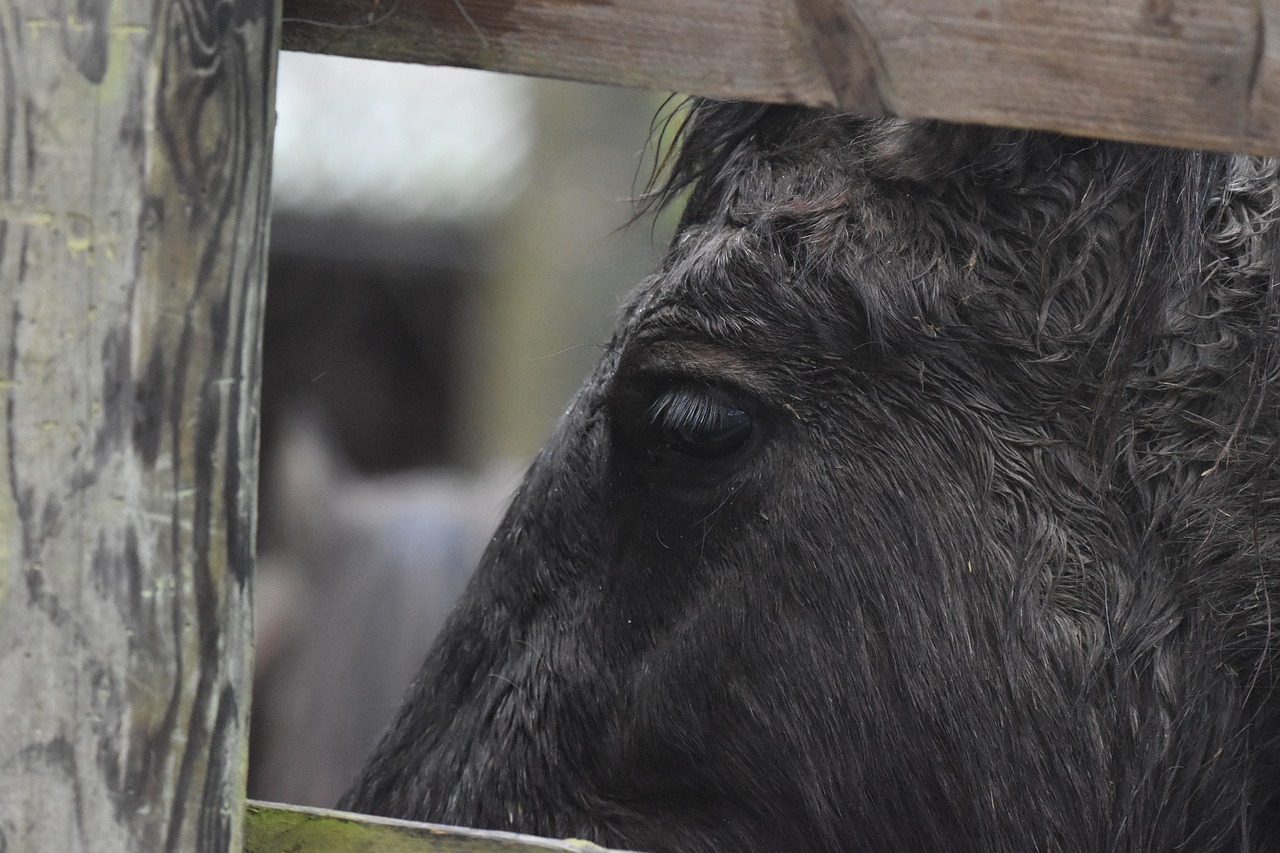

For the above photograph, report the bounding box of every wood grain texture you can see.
[244,801,642,853]
[0,0,276,850]
[281,0,1280,156]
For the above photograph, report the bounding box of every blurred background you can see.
[249,52,676,807]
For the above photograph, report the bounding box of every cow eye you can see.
[647,385,753,459]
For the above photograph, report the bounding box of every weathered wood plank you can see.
[281,0,1280,156]
[281,0,836,106]
[244,801,641,853]
[0,0,277,850]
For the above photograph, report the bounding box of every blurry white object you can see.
[273,53,534,221]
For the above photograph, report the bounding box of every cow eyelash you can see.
[646,384,754,459]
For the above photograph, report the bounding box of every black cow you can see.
[341,102,1280,853]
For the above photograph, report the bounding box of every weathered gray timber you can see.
[0,0,277,849]
[281,0,1280,157]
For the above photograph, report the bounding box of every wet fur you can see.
[341,102,1280,852]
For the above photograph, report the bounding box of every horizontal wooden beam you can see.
[244,801,639,851]
[280,0,1280,156]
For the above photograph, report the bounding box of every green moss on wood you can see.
[244,801,639,853]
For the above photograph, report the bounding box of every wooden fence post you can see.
[0,0,277,849]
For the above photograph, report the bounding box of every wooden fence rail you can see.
[281,0,1280,156]
[245,801,637,852]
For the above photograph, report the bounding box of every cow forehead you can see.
[620,234,852,364]
[624,123,1032,358]
[617,207,964,375]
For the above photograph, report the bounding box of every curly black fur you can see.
[341,101,1280,852]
